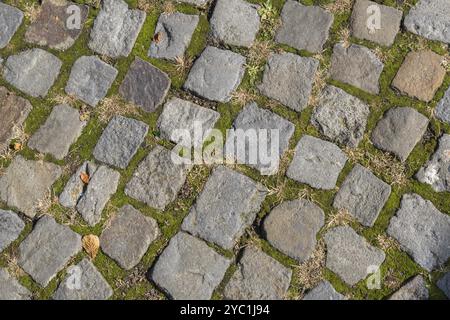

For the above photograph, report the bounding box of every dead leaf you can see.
[153,32,163,43]
[12,143,22,151]
[80,172,90,184]
[82,235,100,259]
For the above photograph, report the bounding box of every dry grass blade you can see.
[23,2,40,23]
[325,208,355,229]
[338,27,351,48]
[231,89,258,106]
[293,240,326,294]
[324,0,353,14]
[82,234,100,259]
[96,95,140,124]
[376,234,401,251]
[174,55,193,73]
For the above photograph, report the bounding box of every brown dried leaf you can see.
[82,235,100,259]
[153,32,163,44]
[12,143,22,151]
[80,172,90,184]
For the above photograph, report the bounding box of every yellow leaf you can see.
[13,143,22,151]
[82,235,100,259]
[80,172,90,184]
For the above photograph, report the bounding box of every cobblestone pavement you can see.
[0,0,449,300]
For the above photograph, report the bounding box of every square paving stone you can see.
[28,104,86,160]
[387,193,450,271]
[149,12,199,60]
[0,209,25,253]
[262,199,325,263]
[100,205,160,270]
[0,86,32,152]
[225,102,295,175]
[24,0,89,51]
[303,281,345,300]
[275,1,333,53]
[125,146,192,211]
[184,46,246,103]
[392,50,446,102]
[404,0,450,44]
[311,85,370,148]
[371,107,429,162]
[93,115,148,169]
[157,97,220,148]
[0,268,31,300]
[150,232,231,300]
[210,0,260,48]
[437,272,450,299]
[330,43,384,95]
[18,215,82,287]
[389,275,429,300]
[0,3,23,49]
[350,0,403,47]
[3,48,62,98]
[65,56,118,107]
[53,258,113,300]
[223,246,292,300]
[324,226,385,286]
[119,57,171,113]
[258,52,318,112]
[435,87,450,124]
[88,0,146,58]
[333,164,391,227]
[0,156,62,218]
[76,165,120,226]
[416,134,450,192]
[59,161,97,208]
[286,135,347,190]
[182,166,267,250]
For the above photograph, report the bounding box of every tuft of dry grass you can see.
[293,240,326,295]
[6,254,26,278]
[248,40,273,67]
[338,28,351,48]
[96,94,140,124]
[231,89,258,106]
[50,94,78,106]
[137,0,156,12]
[298,187,321,206]
[162,1,176,14]
[35,191,58,215]
[174,55,193,73]
[373,47,390,63]
[23,2,40,23]
[324,0,354,14]
[267,178,288,204]
[325,208,355,229]
[308,56,329,107]
[376,234,401,252]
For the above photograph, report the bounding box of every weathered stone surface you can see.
[350,0,402,47]
[392,50,446,102]
[0,86,32,152]
[210,0,260,48]
[184,46,246,102]
[437,272,450,299]
[333,164,391,227]
[3,48,62,98]
[287,135,347,190]
[303,281,345,300]
[275,1,333,53]
[404,0,450,44]
[0,3,23,49]
[157,97,220,148]
[263,199,325,263]
[324,226,385,286]
[125,146,192,211]
[0,268,31,300]
[182,166,267,250]
[176,0,209,6]
[76,165,120,226]
[0,156,62,218]
[435,87,450,124]
[0,209,24,253]
[387,194,450,271]
[88,0,146,58]
[59,161,97,208]
[416,134,450,192]
[93,115,148,169]
[225,102,295,175]
[371,107,429,162]
[119,57,171,113]
[311,85,370,148]
[223,247,292,300]
[151,232,231,300]
[330,43,384,94]
[18,215,81,287]
[25,0,89,50]
[389,275,429,300]
[149,12,199,60]
[65,56,118,107]
[28,104,86,160]
[258,53,318,112]
[100,205,160,269]
[53,258,113,300]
